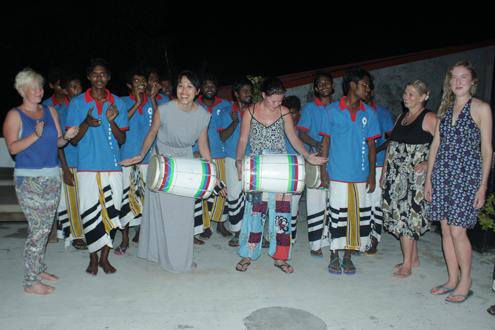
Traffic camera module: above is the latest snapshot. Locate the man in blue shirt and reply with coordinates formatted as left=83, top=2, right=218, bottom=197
left=296, top=72, right=335, bottom=257
left=66, top=58, right=128, bottom=275
left=364, top=79, right=394, bottom=256
left=320, top=69, right=380, bottom=275
left=218, top=77, right=253, bottom=247
left=196, top=74, right=232, bottom=239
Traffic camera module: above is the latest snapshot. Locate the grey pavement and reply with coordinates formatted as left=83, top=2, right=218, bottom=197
left=0, top=203, right=495, bottom=329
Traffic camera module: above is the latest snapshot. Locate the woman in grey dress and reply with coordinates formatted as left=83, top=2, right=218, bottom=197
left=121, top=70, right=219, bottom=272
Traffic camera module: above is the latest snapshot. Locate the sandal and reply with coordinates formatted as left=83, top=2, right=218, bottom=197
left=228, top=236, right=240, bottom=247
left=274, top=262, right=294, bottom=274
left=341, top=256, right=356, bottom=275
left=72, top=239, right=87, bottom=250
left=235, top=259, right=251, bottom=272
left=199, top=228, right=212, bottom=240
left=430, top=284, right=455, bottom=295
left=487, top=305, right=495, bottom=316
left=328, top=254, right=342, bottom=275
left=445, top=290, right=473, bottom=303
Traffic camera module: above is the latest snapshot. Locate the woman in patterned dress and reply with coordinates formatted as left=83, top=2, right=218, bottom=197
left=382, top=80, right=437, bottom=278
left=425, top=61, right=493, bottom=303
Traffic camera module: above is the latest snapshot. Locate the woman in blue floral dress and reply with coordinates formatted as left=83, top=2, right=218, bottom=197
left=425, top=61, right=493, bottom=303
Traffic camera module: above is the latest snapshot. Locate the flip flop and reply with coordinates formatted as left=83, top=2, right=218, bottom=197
left=445, top=290, right=474, bottom=303
left=274, top=262, right=294, bottom=274
left=328, top=256, right=342, bottom=275
left=430, top=284, right=455, bottom=295
left=487, top=305, right=495, bottom=316
left=228, top=236, right=239, bottom=247
left=235, top=259, right=251, bottom=272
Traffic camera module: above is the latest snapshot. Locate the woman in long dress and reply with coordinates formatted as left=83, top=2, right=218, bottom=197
left=121, top=70, right=223, bottom=272
left=381, top=80, right=437, bottom=278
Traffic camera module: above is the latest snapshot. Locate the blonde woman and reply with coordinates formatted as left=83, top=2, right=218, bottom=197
left=425, top=61, right=492, bottom=303
left=382, top=80, right=437, bottom=278
left=3, top=68, right=78, bottom=295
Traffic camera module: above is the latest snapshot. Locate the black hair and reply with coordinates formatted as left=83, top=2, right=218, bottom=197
left=282, top=95, right=301, bottom=111
left=313, top=72, right=333, bottom=90
left=261, top=77, right=286, bottom=96
left=124, top=66, right=147, bottom=84
left=177, top=70, right=201, bottom=90
left=201, top=73, right=218, bottom=87
left=46, top=67, right=65, bottom=84
left=60, top=72, right=81, bottom=89
left=86, top=58, right=111, bottom=76
left=232, top=77, right=253, bottom=94
left=342, top=68, right=370, bottom=96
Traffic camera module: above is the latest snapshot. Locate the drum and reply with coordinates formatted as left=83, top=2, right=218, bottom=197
left=242, top=154, right=305, bottom=193
left=305, top=163, right=321, bottom=189
left=146, top=155, right=217, bottom=199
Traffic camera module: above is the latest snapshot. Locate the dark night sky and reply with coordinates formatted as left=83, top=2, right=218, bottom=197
left=1, top=4, right=494, bottom=126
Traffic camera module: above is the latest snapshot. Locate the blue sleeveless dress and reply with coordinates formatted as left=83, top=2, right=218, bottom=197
left=431, top=99, right=482, bottom=228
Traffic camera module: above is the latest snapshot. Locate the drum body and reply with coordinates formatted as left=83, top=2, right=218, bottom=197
left=305, top=163, right=322, bottom=189
left=147, top=155, right=217, bottom=199
left=242, top=154, right=305, bottom=193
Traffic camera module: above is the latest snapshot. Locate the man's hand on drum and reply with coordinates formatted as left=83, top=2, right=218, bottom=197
left=306, top=153, right=327, bottom=166
left=120, top=154, right=143, bottom=167
left=215, top=180, right=227, bottom=197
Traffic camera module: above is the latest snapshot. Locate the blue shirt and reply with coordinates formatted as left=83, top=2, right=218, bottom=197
left=197, top=96, right=230, bottom=159
left=66, top=89, right=129, bottom=172
left=296, top=98, right=331, bottom=153
left=15, top=106, right=59, bottom=170
left=120, top=94, right=156, bottom=164
left=218, top=103, right=252, bottom=158
left=370, top=102, right=394, bottom=167
left=320, top=97, right=381, bottom=183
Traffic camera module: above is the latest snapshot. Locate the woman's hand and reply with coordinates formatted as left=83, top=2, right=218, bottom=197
left=120, top=155, right=144, bottom=166
left=235, top=159, right=242, bottom=181
left=424, top=179, right=432, bottom=202
left=34, top=120, right=44, bottom=138
left=414, top=161, right=428, bottom=173
left=306, top=153, right=327, bottom=166
left=473, top=185, right=487, bottom=209
left=379, top=168, right=386, bottom=189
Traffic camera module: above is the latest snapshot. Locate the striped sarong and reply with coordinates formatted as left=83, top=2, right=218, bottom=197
left=306, top=188, right=330, bottom=250
left=77, top=171, right=123, bottom=253
left=225, top=158, right=245, bottom=233
left=57, top=168, right=84, bottom=246
left=369, top=167, right=383, bottom=242
left=120, top=165, right=147, bottom=227
left=328, top=181, right=372, bottom=252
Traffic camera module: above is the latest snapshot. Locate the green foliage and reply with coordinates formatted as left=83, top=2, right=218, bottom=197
left=247, top=76, right=264, bottom=103
left=479, top=194, right=495, bottom=233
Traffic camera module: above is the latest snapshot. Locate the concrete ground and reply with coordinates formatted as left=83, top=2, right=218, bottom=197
left=1, top=199, right=495, bottom=330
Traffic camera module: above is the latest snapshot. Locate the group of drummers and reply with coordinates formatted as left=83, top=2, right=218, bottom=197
left=40, top=59, right=393, bottom=276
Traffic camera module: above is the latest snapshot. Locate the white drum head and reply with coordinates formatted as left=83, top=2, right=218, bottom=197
left=146, top=155, right=162, bottom=191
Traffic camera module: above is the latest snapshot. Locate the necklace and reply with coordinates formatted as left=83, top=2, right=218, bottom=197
left=401, top=108, right=424, bottom=125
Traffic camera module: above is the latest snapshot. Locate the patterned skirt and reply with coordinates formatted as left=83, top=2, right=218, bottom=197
left=382, top=141, right=430, bottom=240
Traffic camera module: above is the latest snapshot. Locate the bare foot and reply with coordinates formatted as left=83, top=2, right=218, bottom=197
left=194, top=237, right=205, bottom=245
left=98, top=259, right=117, bottom=274
left=394, top=260, right=419, bottom=269
left=392, top=265, right=412, bottom=278
left=24, top=282, right=55, bottom=295
left=40, top=272, right=58, bottom=281
left=86, top=254, right=99, bottom=276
